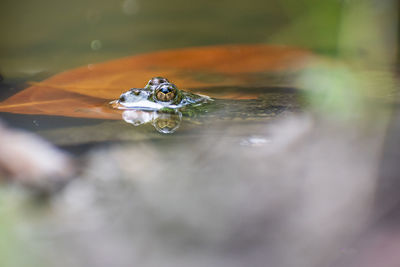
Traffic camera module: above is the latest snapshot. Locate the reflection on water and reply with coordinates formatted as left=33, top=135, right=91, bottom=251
left=0, top=86, right=303, bottom=148
left=122, top=109, right=182, bottom=134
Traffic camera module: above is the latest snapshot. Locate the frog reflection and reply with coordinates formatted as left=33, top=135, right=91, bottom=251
left=111, top=77, right=211, bottom=133
left=122, top=110, right=182, bottom=134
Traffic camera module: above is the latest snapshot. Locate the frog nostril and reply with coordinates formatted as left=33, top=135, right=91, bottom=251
left=119, top=95, right=126, bottom=102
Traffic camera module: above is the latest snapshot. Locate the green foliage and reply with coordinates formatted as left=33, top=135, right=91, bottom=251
left=297, top=62, right=365, bottom=118
left=0, top=189, right=43, bottom=267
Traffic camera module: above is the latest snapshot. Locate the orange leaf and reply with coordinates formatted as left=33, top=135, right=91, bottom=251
left=0, top=44, right=313, bottom=119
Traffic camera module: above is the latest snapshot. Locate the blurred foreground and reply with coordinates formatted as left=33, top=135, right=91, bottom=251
left=1, top=103, right=400, bottom=267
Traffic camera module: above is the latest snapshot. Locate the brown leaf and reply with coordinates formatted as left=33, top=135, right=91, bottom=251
left=0, top=44, right=313, bottom=119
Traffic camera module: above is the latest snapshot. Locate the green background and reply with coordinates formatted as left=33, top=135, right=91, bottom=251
left=0, top=0, right=347, bottom=78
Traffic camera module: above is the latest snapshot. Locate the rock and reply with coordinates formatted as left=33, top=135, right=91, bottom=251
left=0, top=120, right=75, bottom=189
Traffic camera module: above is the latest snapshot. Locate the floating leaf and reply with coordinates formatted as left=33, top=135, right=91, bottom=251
left=0, top=45, right=313, bottom=119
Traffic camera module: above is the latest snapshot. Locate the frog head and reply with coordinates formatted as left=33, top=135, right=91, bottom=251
left=112, top=77, right=210, bottom=110
left=116, top=87, right=162, bottom=110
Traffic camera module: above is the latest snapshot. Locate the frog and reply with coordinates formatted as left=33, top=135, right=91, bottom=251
left=111, top=77, right=211, bottom=111
left=110, top=77, right=301, bottom=134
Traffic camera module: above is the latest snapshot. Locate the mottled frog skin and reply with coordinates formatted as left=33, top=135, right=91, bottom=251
left=111, top=77, right=211, bottom=111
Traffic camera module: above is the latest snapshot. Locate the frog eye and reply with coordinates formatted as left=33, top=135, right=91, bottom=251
left=154, top=83, right=177, bottom=102
left=119, top=95, right=126, bottom=102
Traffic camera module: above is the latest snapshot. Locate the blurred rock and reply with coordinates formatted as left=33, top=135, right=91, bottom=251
left=0, top=120, right=75, bottom=189
left=39, top=113, right=386, bottom=267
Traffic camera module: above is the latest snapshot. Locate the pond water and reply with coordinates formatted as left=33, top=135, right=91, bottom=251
left=2, top=1, right=399, bottom=267
left=0, top=0, right=344, bottom=152
left=0, top=83, right=303, bottom=154
left=0, top=0, right=337, bottom=139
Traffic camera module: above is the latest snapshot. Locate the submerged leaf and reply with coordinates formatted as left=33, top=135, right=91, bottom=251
left=0, top=45, right=313, bottom=119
